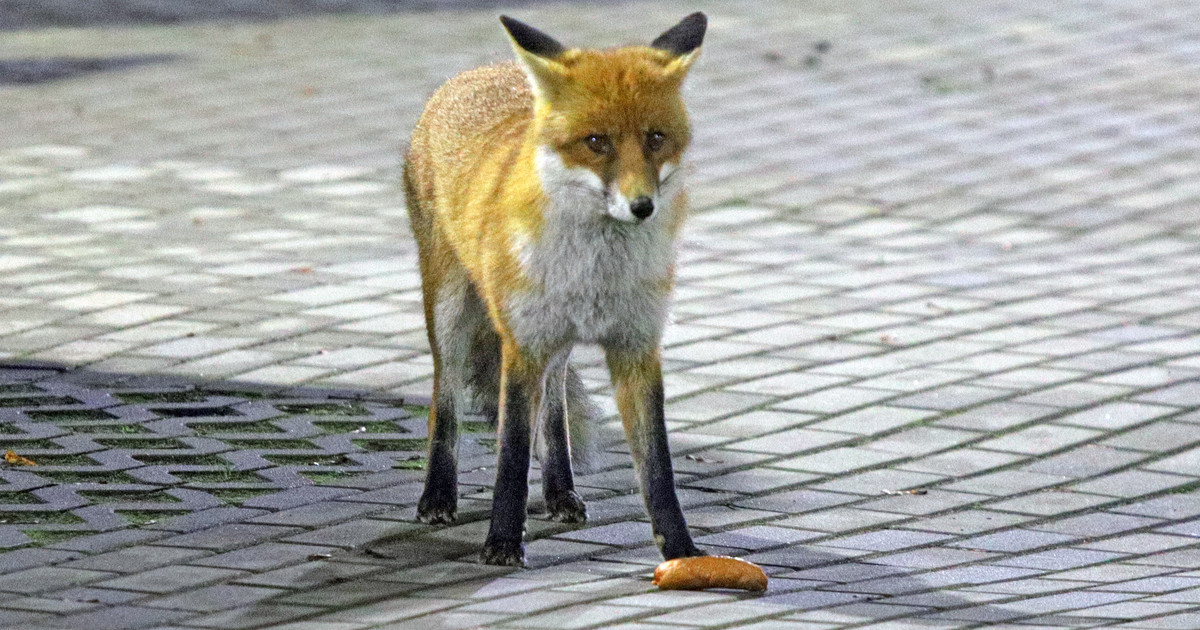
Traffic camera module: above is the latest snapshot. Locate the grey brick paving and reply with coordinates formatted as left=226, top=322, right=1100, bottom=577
left=2, top=0, right=1200, bottom=628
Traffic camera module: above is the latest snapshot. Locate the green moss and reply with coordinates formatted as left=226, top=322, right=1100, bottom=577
left=65, top=424, right=150, bottom=434
left=26, top=454, right=98, bottom=466
left=189, top=420, right=281, bottom=435
left=301, top=470, right=369, bottom=484
left=461, top=421, right=492, bottom=434
left=312, top=420, right=404, bottom=434
left=263, top=453, right=353, bottom=466
left=32, top=471, right=138, bottom=484
left=202, top=389, right=271, bottom=400
left=0, top=491, right=43, bottom=505
left=223, top=439, right=316, bottom=449
left=117, top=510, right=174, bottom=526
left=25, top=408, right=116, bottom=421
left=22, top=529, right=85, bottom=547
left=151, top=406, right=239, bottom=418
left=476, top=438, right=498, bottom=454
left=135, top=453, right=228, bottom=465
left=208, top=488, right=276, bottom=505
left=174, top=470, right=263, bottom=484
left=276, top=402, right=370, bottom=416
left=0, top=423, right=25, bottom=435
left=0, top=510, right=84, bottom=525
left=118, top=391, right=208, bottom=404
left=3, top=439, right=60, bottom=450
left=93, top=438, right=187, bottom=450
left=352, top=439, right=425, bottom=452
left=77, top=489, right=180, bottom=504
left=394, top=457, right=425, bottom=470
left=0, top=383, right=42, bottom=395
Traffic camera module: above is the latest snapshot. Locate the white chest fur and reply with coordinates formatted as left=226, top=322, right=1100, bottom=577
left=503, top=148, right=683, bottom=355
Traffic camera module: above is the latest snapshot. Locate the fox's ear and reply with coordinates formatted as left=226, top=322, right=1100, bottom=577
left=500, top=15, right=569, bottom=100
left=652, top=12, right=706, bottom=79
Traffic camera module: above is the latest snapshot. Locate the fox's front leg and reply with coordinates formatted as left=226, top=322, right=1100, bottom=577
left=481, top=341, right=541, bottom=566
left=606, top=348, right=700, bottom=560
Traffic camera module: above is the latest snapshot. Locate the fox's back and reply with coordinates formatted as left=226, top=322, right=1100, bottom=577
left=407, top=61, right=532, bottom=208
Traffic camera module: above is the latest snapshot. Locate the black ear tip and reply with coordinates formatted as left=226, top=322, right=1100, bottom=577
left=499, top=14, right=566, bottom=58
left=652, top=11, right=708, bottom=56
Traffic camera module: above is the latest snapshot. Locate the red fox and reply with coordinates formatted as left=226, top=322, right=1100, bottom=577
left=404, top=12, right=707, bottom=566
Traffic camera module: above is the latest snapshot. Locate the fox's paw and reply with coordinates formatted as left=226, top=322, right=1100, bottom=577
left=661, top=540, right=705, bottom=561
left=417, top=488, right=457, bottom=524
left=545, top=490, right=587, bottom=523
left=480, top=538, right=526, bottom=567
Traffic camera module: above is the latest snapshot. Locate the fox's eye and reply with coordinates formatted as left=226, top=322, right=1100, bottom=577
left=646, top=131, right=667, bottom=152
left=584, top=134, right=613, bottom=155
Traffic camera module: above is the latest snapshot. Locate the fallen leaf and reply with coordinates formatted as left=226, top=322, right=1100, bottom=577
left=882, top=488, right=927, bottom=496
left=291, top=266, right=314, bottom=274
left=686, top=454, right=724, bottom=464
left=4, top=450, right=36, bottom=466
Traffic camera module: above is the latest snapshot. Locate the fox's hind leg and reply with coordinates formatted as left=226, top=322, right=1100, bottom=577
left=539, top=350, right=587, bottom=523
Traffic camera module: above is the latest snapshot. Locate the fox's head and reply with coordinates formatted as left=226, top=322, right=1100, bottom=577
left=501, top=13, right=706, bottom=224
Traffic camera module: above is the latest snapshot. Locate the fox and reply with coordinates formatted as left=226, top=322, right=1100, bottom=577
left=404, top=12, right=707, bottom=566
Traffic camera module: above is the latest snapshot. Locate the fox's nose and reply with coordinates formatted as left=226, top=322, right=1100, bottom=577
left=630, top=196, right=654, bottom=220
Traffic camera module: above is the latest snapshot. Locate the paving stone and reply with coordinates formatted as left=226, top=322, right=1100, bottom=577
left=0, top=566, right=115, bottom=595
left=97, top=565, right=249, bottom=594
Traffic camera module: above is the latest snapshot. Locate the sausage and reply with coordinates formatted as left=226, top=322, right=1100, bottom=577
left=653, top=555, right=768, bottom=591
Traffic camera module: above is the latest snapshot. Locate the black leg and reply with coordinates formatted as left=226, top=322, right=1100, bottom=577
left=607, top=349, right=700, bottom=560
left=481, top=348, right=536, bottom=566
left=417, top=391, right=458, bottom=523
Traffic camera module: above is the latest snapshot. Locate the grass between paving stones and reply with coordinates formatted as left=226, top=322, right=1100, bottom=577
left=150, top=406, right=240, bottom=418
left=117, top=510, right=175, bottom=526
left=3, top=438, right=61, bottom=450
left=134, top=453, right=228, bottom=465
left=312, top=419, right=406, bottom=434
left=22, top=529, right=86, bottom=546
left=276, top=402, right=370, bottom=416
left=25, top=453, right=98, bottom=466
left=0, top=396, right=82, bottom=408
left=262, top=453, right=354, bottom=466
left=188, top=420, right=282, bottom=435
left=0, top=383, right=42, bottom=395
left=207, top=488, right=277, bottom=505
left=0, top=491, right=45, bottom=504
left=174, top=469, right=264, bottom=483
left=25, top=408, right=117, bottom=421
left=395, top=456, right=425, bottom=470
left=64, top=424, right=150, bottom=434
left=352, top=439, right=425, bottom=452
left=202, top=389, right=271, bottom=399
left=93, top=437, right=188, bottom=449
left=0, top=511, right=85, bottom=525
left=301, top=470, right=369, bottom=484
left=77, top=489, right=181, bottom=504
left=223, top=438, right=317, bottom=449
left=0, top=423, right=25, bottom=434
left=117, top=391, right=210, bottom=404
left=32, top=471, right=138, bottom=484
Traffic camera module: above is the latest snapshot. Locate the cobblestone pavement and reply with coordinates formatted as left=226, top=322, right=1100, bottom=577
left=2, top=0, right=1200, bottom=628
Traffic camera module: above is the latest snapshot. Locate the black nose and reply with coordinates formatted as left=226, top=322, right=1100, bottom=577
left=630, top=196, right=654, bottom=219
